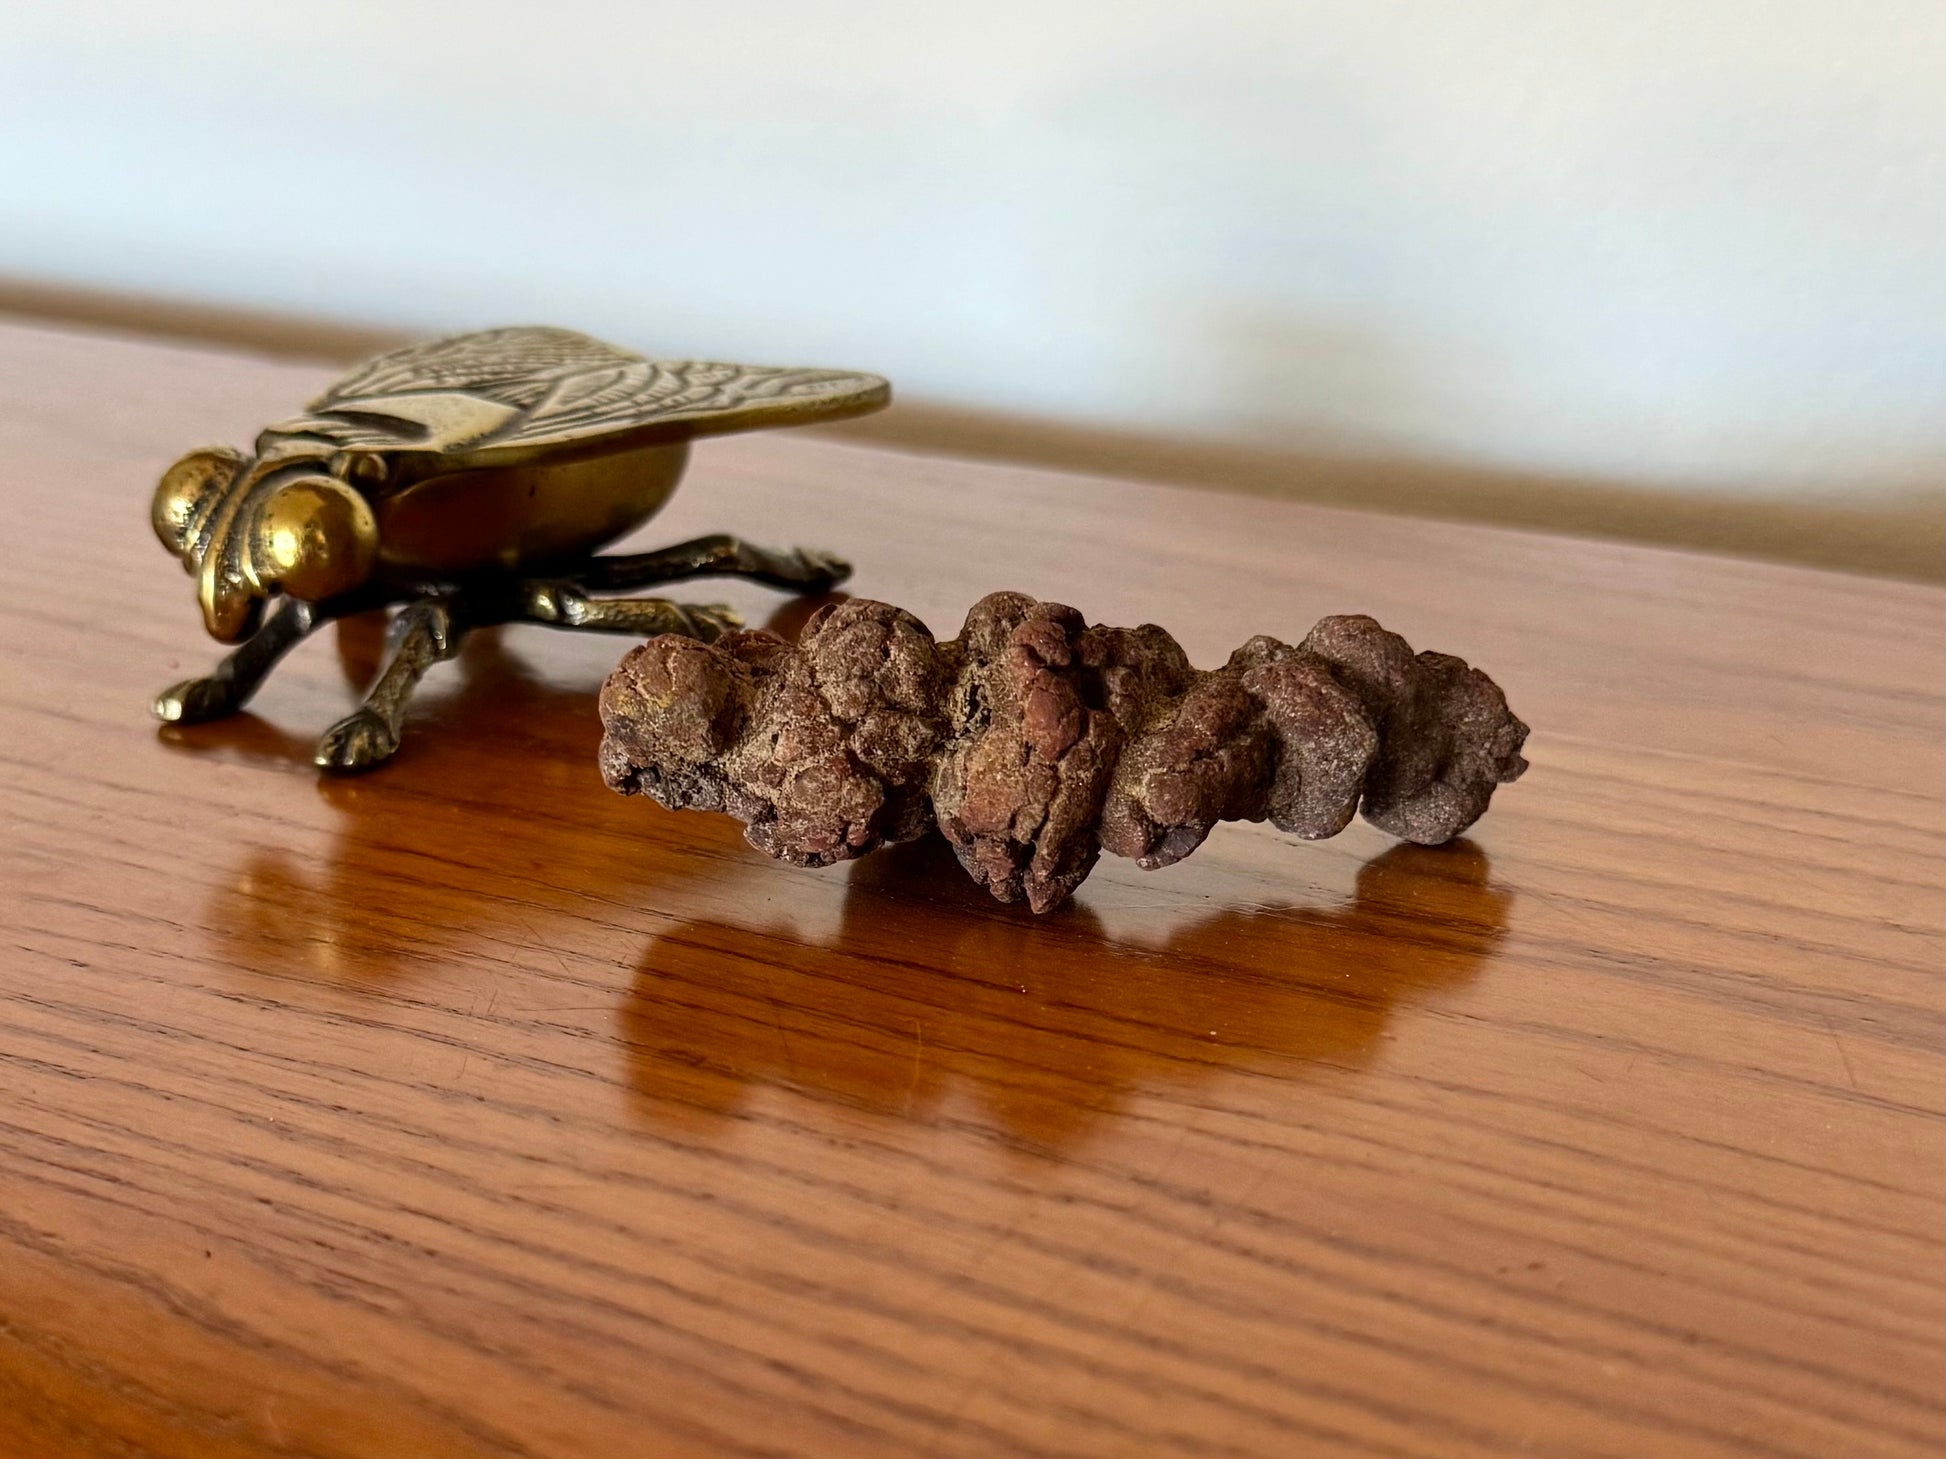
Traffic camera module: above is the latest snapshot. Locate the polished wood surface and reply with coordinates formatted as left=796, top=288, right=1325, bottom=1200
left=2, top=320, right=1941, bottom=1459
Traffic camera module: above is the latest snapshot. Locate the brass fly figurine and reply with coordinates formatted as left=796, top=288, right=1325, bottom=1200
left=151, top=326, right=888, bottom=770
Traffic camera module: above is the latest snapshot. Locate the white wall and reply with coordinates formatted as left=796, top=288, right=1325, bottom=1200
left=2, top=1, right=1939, bottom=500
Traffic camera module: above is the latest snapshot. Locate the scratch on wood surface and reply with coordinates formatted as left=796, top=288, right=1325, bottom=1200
left=1822, top=1013, right=1864, bottom=1094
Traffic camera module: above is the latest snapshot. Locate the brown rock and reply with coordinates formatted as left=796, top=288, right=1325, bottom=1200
left=599, top=594, right=1529, bottom=910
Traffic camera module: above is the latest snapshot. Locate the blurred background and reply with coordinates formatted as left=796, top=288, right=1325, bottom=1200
left=2, top=0, right=1939, bottom=576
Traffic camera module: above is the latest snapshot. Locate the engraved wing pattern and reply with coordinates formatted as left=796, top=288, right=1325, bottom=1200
left=264, top=327, right=889, bottom=458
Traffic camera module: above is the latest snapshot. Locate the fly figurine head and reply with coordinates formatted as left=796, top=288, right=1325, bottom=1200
left=152, top=444, right=380, bottom=642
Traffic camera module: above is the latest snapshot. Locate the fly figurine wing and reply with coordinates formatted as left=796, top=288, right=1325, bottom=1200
left=256, top=327, right=890, bottom=463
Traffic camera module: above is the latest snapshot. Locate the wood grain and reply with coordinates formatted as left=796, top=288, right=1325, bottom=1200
left=1, top=318, right=1940, bottom=1459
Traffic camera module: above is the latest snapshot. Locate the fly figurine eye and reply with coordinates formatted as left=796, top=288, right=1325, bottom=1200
left=244, top=475, right=379, bottom=604
left=151, top=445, right=245, bottom=561
left=150, top=326, right=889, bottom=771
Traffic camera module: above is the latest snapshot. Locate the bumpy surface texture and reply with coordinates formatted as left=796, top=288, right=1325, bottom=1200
left=599, top=593, right=1529, bottom=911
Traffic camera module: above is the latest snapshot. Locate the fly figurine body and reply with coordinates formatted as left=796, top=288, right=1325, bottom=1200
left=151, top=326, right=888, bottom=770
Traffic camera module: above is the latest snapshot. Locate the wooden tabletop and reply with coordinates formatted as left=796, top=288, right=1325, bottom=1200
left=2, top=320, right=1940, bottom=1459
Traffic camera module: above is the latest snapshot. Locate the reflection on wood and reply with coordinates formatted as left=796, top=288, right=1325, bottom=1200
left=626, top=838, right=1509, bottom=1153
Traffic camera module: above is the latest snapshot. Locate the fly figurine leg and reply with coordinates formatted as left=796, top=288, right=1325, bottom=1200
left=155, top=596, right=348, bottom=725
left=506, top=532, right=846, bottom=642
left=511, top=581, right=742, bottom=640
left=569, top=534, right=851, bottom=596
left=314, top=595, right=470, bottom=771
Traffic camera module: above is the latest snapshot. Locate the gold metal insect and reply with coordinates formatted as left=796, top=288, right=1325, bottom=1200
left=151, top=326, right=889, bottom=770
